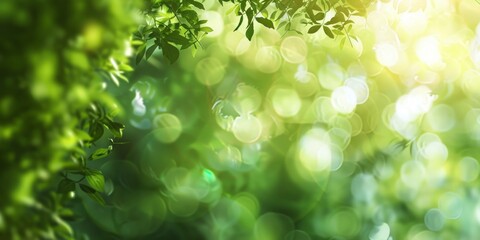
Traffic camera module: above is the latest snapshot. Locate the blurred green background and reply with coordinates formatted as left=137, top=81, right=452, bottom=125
left=2, top=0, right=480, bottom=239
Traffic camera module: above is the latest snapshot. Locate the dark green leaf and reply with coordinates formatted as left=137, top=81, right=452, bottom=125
left=146, top=44, right=157, bottom=60
left=306, top=8, right=316, bottom=22
left=308, top=25, right=321, bottom=34
left=136, top=44, right=146, bottom=65
left=234, top=15, right=244, bottom=31
left=181, top=10, right=198, bottom=22
left=190, top=1, right=204, bottom=9
left=161, top=42, right=180, bottom=63
left=103, top=119, right=125, bottom=138
left=80, top=184, right=105, bottom=205
left=314, top=12, right=325, bottom=21
left=255, top=17, right=274, bottom=29
left=323, top=26, right=334, bottom=38
left=181, top=42, right=194, bottom=50
left=246, top=8, right=254, bottom=26
left=57, top=179, right=75, bottom=193
left=329, top=11, right=345, bottom=24
left=240, top=1, right=246, bottom=11
left=85, top=169, right=105, bottom=192
left=246, top=24, right=254, bottom=41
left=89, top=122, right=104, bottom=142
left=79, top=184, right=95, bottom=193
left=166, top=32, right=189, bottom=45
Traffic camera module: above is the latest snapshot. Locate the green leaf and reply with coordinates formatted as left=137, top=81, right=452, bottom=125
left=161, top=42, right=180, bottom=63
left=225, top=4, right=238, bottom=15
left=312, top=3, right=322, bottom=11
left=135, top=44, right=146, bottom=65
left=277, top=21, right=287, bottom=29
left=344, top=19, right=354, bottom=25
left=57, top=179, right=75, bottom=193
left=200, top=27, right=214, bottom=33
left=79, top=183, right=95, bottom=193
left=75, top=130, right=92, bottom=141
left=347, top=0, right=367, bottom=15
left=323, top=26, right=334, bottom=38
left=89, top=122, right=104, bottom=142
left=240, top=0, right=246, bottom=11
left=190, top=1, right=205, bottom=9
left=246, top=24, right=254, bottom=41
left=246, top=8, right=254, bottom=26
left=234, top=15, right=244, bottom=31
left=145, top=44, right=157, bottom=60
left=89, top=147, right=111, bottom=160
left=52, top=214, right=74, bottom=239
left=255, top=17, right=274, bottom=29
left=314, top=12, right=325, bottom=21
left=306, top=8, right=316, bottom=22
left=275, top=10, right=287, bottom=21
left=85, top=169, right=105, bottom=192
left=103, top=120, right=125, bottom=138
left=332, top=29, right=343, bottom=35
left=308, top=25, right=321, bottom=34
left=259, top=0, right=273, bottom=12
left=340, top=37, right=346, bottom=49
left=119, top=63, right=133, bottom=72
left=80, top=184, right=105, bottom=206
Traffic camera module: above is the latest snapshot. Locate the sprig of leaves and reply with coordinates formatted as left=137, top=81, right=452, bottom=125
left=58, top=103, right=125, bottom=205
left=223, top=0, right=373, bottom=47
left=134, top=0, right=213, bottom=64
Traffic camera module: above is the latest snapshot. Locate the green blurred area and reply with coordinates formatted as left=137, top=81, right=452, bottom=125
left=3, top=0, right=480, bottom=239
left=0, top=0, right=140, bottom=238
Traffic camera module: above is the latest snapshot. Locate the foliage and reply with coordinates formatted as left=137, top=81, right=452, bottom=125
left=75, top=0, right=480, bottom=239
left=0, top=0, right=400, bottom=239
left=12, top=0, right=480, bottom=239
left=0, top=0, right=138, bottom=238
left=134, top=0, right=214, bottom=63
left=221, top=0, right=374, bottom=44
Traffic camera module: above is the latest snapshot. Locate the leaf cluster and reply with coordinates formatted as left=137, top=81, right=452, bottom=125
left=220, top=0, right=374, bottom=47
left=134, top=0, right=213, bottom=64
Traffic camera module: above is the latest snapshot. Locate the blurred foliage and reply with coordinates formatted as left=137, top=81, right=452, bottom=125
left=73, top=0, right=480, bottom=239
left=0, top=0, right=373, bottom=238
left=6, top=0, right=480, bottom=240
left=0, top=0, right=139, bottom=238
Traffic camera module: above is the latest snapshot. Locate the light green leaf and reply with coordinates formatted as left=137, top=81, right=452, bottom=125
left=89, top=147, right=111, bottom=160
left=85, top=169, right=105, bottom=192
